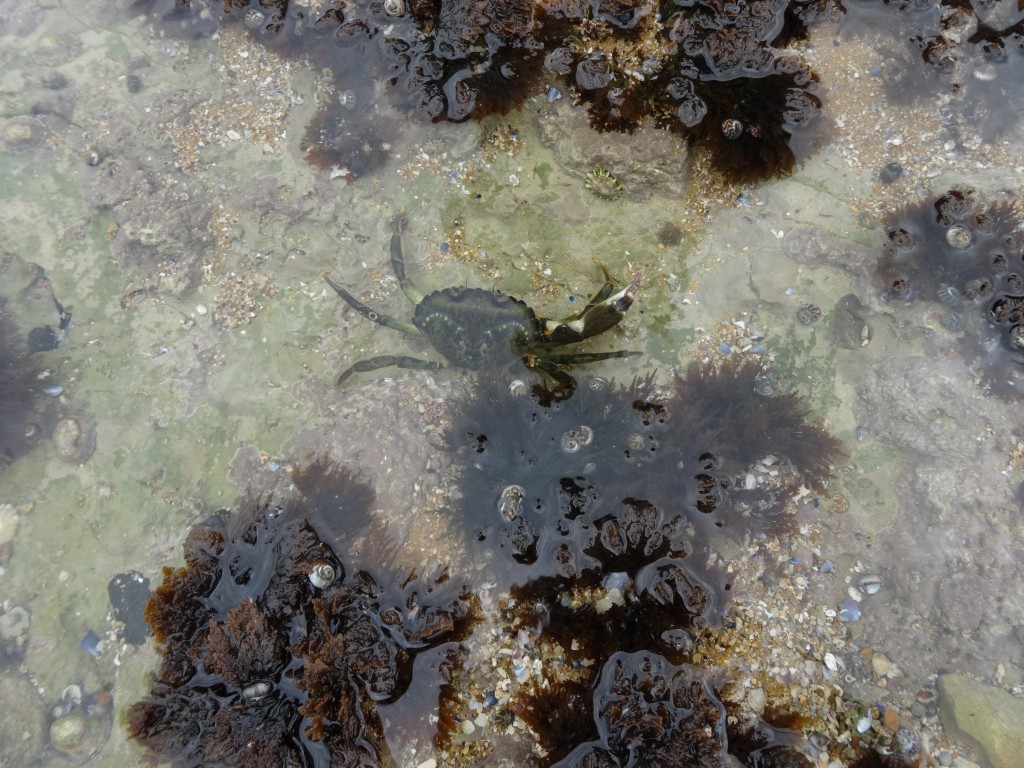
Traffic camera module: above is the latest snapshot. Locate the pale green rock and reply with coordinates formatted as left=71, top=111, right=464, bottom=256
left=0, top=671, right=46, bottom=767
left=938, top=674, right=1024, bottom=768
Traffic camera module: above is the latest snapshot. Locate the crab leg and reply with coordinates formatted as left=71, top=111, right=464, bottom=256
left=321, top=272, right=422, bottom=338
left=336, top=355, right=444, bottom=386
left=534, top=350, right=640, bottom=365
left=390, top=210, right=425, bottom=305
left=523, top=349, right=639, bottom=390
left=542, top=272, right=642, bottom=345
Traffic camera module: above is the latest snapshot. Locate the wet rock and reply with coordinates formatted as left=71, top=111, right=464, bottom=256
left=0, top=670, right=46, bottom=767
left=938, top=674, right=1024, bottom=768
left=833, top=294, right=873, bottom=350
left=782, top=227, right=877, bottom=274
left=108, top=183, right=213, bottom=276
left=84, top=157, right=153, bottom=209
left=537, top=105, right=690, bottom=201
left=0, top=606, right=31, bottom=666
left=852, top=355, right=986, bottom=458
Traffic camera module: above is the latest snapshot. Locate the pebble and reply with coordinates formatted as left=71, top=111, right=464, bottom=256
left=883, top=707, right=900, bottom=732
left=858, top=572, right=883, bottom=595
left=872, top=653, right=893, bottom=678
left=879, top=162, right=904, bottom=184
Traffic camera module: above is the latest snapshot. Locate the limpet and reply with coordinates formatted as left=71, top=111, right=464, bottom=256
left=52, top=412, right=97, bottom=464
left=945, top=224, right=972, bottom=249
left=498, top=485, right=525, bottom=522
left=584, top=167, right=624, bottom=200
left=1, top=116, right=46, bottom=155
left=49, top=690, right=112, bottom=762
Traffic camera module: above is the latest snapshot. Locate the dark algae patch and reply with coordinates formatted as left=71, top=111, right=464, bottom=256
left=125, top=365, right=928, bottom=766
left=127, top=460, right=476, bottom=767
left=134, top=0, right=830, bottom=182
left=447, top=360, right=842, bottom=589
left=533, top=651, right=812, bottom=768
left=440, top=361, right=846, bottom=766
left=876, top=187, right=1024, bottom=397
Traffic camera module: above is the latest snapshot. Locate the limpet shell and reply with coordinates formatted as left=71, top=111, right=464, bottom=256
left=1, top=116, right=46, bottom=155
left=52, top=412, right=97, bottom=464
left=48, top=699, right=111, bottom=763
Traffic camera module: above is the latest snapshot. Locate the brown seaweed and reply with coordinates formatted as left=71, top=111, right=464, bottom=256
left=128, top=463, right=476, bottom=767
left=133, top=0, right=830, bottom=182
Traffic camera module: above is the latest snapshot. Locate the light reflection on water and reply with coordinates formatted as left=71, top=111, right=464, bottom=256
left=0, top=1, right=1023, bottom=766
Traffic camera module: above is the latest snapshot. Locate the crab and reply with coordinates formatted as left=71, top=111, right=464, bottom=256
left=322, top=212, right=642, bottom=390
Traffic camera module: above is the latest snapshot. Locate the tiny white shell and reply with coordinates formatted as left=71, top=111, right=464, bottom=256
left=824, top=652, right=839, bottom=672
left=241, top=681, right=272, bottom=701
left=858, top=572, right=883, bottom=595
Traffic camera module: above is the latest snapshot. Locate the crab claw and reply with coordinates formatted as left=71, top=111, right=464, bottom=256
left=543, top=272, right=642, bottom=344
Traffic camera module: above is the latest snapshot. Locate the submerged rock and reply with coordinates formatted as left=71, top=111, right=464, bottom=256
left=938, top=674, right=1024, bottom=768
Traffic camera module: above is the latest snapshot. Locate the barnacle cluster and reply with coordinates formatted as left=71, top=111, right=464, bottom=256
left=443, top=360, right=843, bottom=764
left=876, top=188, right=1024, bottom=397
left=135, top=0, right=830, bottom=181
left=127, top=460, right=476, bottom=767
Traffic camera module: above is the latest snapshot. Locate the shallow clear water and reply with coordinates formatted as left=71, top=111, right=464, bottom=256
left=1, top=1, right=1023, bottom=767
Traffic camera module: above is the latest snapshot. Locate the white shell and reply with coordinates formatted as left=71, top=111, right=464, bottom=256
left=309, top=563, right=336, bottom=589
left=858, top=572, right=883, bottom=595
